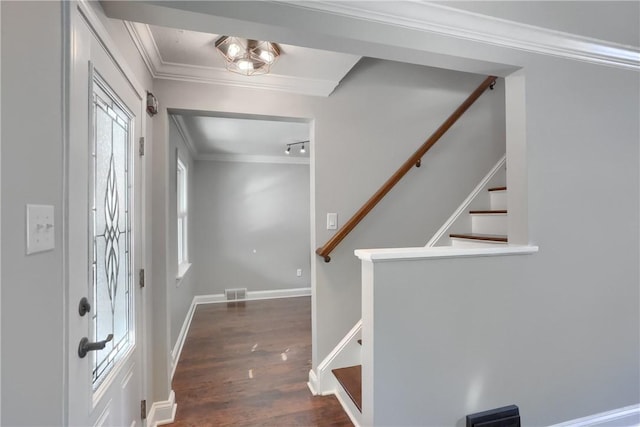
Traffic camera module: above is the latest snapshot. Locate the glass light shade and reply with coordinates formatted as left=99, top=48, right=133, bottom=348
left=215, top=36, right=281, bottom=76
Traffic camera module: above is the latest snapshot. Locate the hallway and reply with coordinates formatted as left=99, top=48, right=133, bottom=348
left=170, top=297, right=353, bottom=426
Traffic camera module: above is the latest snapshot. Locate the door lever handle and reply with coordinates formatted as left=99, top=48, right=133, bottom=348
left=78, top=334, right=113, bottom=358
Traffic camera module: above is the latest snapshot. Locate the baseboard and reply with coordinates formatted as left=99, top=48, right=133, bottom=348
left=307, top=369, right=319, bottom=395
left=147, top=390, right=176, bottom=427
left=334, top=387, right=362, bottom=427
left=194, top=287, right=311, bottom=305
left=170, top=299, right=198, bottom=380
left=315, top=319, right=362, bottom=394
left=549, top=404, right=640, bottom=427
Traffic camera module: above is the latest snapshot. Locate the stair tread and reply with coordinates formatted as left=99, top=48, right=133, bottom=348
left=450, top=233, right=508, bottom=242
left=332, top=365, right=362, bottom=412
left=469, top=210, right=507, bottom=214
left=488, top=186, right=507, bottom=192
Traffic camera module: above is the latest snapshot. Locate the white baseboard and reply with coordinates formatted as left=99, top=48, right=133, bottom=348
left=549, top=404, right=640, bottom=427
left=334, top=385, right=362, bottom=427
left=170, top=298, right=198, bottom=380
left=315, top=319, right=362, bottom=394
left=147, top=390, right=176, bottom=427
left=194, top=287, right=311, bottom=305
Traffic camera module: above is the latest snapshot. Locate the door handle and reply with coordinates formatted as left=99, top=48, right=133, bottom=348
left=78, top=334, right=113, bottom=358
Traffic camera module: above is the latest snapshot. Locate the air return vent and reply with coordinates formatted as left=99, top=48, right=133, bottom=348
left=225, top=288, right=247, bottom=301
left=466, top=405, right=520, bottom=427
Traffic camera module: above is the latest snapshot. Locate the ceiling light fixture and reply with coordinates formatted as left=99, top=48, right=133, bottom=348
left=285, top=140, right=309, bottom=155
left=215, top=36, right=281, bottom=76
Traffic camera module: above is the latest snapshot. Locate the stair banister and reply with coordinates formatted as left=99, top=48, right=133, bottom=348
left=316, top=75, right=498, bottom=262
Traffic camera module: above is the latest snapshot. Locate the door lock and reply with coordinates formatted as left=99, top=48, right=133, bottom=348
left=78, top=334, right=113, bottom=358
left=78, top=297, right=91, bottom=316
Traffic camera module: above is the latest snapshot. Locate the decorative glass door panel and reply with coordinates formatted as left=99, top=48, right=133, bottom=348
left=91, top=74, right=133, bottom=388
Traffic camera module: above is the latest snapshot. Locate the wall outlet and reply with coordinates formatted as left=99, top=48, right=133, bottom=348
left=296, top=269, right=302, bottom=277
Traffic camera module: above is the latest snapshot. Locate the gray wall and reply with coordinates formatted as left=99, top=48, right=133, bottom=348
left=1, top=1, right=157, bottom=423
left=1, top=2, right=64, bottom=424
left=168, top=120, right=196, bottom=350
left=154, top=58, right=506, bottom=370
left=193, top=160, right=311, bottom=295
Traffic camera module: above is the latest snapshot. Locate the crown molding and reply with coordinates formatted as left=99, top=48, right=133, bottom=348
left=198, top=153, right=310, bottom=165
left=124, top=21, right=345, bottom=96
left=170, top=115, right=199, bottom=158
left=280, top=0, right=639, bottom=71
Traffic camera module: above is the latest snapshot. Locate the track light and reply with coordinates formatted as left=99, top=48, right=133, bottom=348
left=284, top=140, right=309, bottom=155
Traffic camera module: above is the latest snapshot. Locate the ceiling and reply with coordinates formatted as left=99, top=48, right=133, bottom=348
left=119, top=2, right=637, bottom=163
left=127, top=22, right=362, bottom=97
left=171, top=113, right=311, bottom=163
left=127, top=23, right=357, bottom=162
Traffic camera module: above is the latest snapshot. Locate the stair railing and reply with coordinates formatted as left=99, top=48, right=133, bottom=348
left=316, top=75, right=498, bottom=262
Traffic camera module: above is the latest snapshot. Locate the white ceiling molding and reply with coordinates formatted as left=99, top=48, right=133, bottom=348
left=125, top=21, right=348, bottom=96
left=281, top=1, right=639, bottom=71
left=198, top=153, right=310, bottom=165
left=170, top=115, right=199, bottom=158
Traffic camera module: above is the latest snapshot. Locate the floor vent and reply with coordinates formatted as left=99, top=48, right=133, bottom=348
left=225, top=288, right=247, bottom=301
left=467, top=405, right=520, bottom=427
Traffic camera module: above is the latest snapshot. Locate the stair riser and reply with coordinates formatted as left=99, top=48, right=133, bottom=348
left=471, top=214, right=507, bottom=235
left=451, top=238, right=508, bottom=247
left=490, top=191, right=507, bottom=210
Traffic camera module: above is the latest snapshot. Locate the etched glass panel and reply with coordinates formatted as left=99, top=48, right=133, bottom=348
left=91, top=75, right=133, bottom=388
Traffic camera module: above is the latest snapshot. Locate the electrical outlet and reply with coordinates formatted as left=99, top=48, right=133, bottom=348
left=296, top=269, right=302, bottom=277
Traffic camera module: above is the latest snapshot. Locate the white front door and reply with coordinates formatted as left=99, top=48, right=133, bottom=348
left=67, top=3, right=145, bottom=426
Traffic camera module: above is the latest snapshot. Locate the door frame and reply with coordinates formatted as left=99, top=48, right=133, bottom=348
left=63, top=1, right=148, bottom=424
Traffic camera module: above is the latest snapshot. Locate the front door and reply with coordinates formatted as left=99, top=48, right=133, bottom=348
left=67, top=3, right=145, bottom=426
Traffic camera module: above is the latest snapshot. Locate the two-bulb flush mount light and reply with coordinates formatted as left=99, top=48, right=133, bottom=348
left=285, top=141, right=308, bottom=155
left=215, top=36, right=281, bottom=76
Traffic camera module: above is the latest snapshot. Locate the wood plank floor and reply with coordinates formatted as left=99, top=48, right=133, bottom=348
left=170, top=297, right=353, bottom=426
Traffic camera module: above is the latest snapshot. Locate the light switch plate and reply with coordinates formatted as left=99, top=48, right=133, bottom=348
left=327, top=213, right=338, bottom=230
left=26, top=204, right=55, bottom=254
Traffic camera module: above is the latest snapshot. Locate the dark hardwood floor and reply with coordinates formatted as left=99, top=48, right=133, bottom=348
left=170, top=297, right=353, bottom=426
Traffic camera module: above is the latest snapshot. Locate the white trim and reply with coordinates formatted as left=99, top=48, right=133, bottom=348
left=147, top=390, right=177, bottom=427
left=285, top=1, right=639, bottom=71
left=355, top=245, right=538, bottom=262
left=76, top=1, right=144, bottom=98
left=426, top=155, right=506, bottom=247
left=175, top=262, right=192, bottom=283
left=549, top=404, right=640, bottom=427
left=170, top=115, right=198, bottom=158
left=307, top=369, right=320, bottom=395
left=334, top=386, right=362, bottom=427
left=170, top=297, right=197, bottom=380
left=198, top=153, right=310, bottom=165
left=124, top=21, right=345, bottom=96
left=194, top=287, right=311, bottom=305
left=314, top=320, right=362, bottom=394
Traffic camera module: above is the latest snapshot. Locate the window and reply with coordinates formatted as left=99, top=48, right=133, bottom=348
left=91, top=74, right=134, bottom=388
left=177, top=156, right=189, bottom=278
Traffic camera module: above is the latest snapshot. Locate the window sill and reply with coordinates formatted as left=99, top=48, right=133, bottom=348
left=176, top=262, right=192, bottom=286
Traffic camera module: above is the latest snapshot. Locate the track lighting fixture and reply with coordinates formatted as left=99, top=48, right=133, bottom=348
left=285, top=140, right=309, bottom=155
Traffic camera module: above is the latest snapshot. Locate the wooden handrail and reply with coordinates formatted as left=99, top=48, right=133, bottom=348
left=316, top=75, right=498, bottom=262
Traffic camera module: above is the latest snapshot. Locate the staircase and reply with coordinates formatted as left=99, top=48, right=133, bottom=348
left=320, top=157, right=508, bottom=426
left=449, top=186, right=508, bottom=247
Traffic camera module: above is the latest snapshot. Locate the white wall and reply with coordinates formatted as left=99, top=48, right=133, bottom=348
left=193, top=160, right=311, bottom=295
left=168, top=119, right=196, bottom=349
left=1, top=2, right=64, bottom=424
